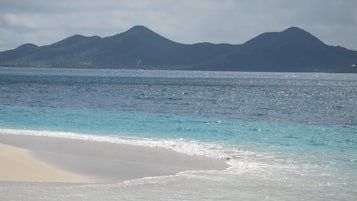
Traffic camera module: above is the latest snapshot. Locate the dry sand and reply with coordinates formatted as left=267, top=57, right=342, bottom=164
left=0, top=143, right=93, bottom=183
left=0, top=132, right=227, bottom=183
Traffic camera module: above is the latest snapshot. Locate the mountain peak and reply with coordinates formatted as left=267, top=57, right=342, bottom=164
left=16, top=43, right=38, bottom=50
left=128, top=25, right=151, bottom=32
left=124, top=25, right=156, bottom=36
left=243, top=26, right=325, bottom=48
left=108, top=25, right=177, bottom=45
left=284, top=26, right=306, bottom=33
left=282, top=26, right=318, bottom=39
left=282, top=26, right=325, bottom=46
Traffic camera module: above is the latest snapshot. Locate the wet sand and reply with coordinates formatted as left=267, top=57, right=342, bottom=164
left=0, top=132, right=227, bottom=183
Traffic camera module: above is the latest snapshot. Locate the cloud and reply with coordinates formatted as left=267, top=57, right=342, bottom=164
left=0, top=0, right=357, bottom=51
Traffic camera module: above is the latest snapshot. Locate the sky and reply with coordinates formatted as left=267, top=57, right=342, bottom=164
left=1, top=0, right=357, bottom=52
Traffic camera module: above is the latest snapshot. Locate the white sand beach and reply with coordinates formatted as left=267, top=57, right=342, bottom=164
left=0, top=143, right=93, bottom=183
left=0, top=132, right=227, bottom=183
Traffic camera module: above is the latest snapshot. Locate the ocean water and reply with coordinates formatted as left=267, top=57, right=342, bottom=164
left=0, top=67, right=356, bottom=200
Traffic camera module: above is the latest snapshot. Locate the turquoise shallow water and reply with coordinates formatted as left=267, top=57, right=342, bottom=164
left=0, top=67, right=356, bottom=200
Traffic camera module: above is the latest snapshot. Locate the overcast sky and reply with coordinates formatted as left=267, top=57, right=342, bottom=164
left=1, top=0, right=356, bottom=51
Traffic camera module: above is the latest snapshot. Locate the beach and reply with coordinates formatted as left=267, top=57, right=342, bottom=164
left=1, top=68, right=356, bottom=200
left=0, top=132, right=228, bottom=184
left=0, top=143, right=93, bottom=183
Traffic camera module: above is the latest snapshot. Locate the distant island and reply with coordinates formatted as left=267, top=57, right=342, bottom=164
left=0, top=25, right=356, bottom=73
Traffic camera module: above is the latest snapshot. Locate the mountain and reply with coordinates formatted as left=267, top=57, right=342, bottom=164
left=194, top=27, right=357, bottom=72
left=1, top=25, right=356, bottom=72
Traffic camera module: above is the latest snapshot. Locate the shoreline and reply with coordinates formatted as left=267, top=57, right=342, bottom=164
left=0, top=131, right=228, bottom=183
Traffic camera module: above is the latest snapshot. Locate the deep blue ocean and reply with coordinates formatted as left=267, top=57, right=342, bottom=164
left=0, top=67, right=356, bottom=201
